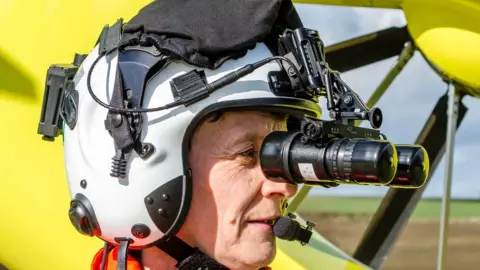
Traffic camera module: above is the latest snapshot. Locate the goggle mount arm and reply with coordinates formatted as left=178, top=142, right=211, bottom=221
left=277, top=28, right=383, bottom=129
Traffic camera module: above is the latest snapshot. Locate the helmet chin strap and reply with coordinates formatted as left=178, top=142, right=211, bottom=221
left=109, top=236, right=228, bottom=270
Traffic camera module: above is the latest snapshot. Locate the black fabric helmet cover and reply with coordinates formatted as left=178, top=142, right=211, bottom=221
left=120, top=0, right=303, bottom=69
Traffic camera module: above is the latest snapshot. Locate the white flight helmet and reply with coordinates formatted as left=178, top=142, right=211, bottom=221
left=64, top=38, right=322, bottom=249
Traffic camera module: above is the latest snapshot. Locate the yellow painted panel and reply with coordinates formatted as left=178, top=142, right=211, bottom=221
left=277, top=239, right=369, bottom=270
left=270, top=248, right=307, bottom=270
left=402, top=0, right=480, bottom=91
left=0, top=1, right=151, bottom=269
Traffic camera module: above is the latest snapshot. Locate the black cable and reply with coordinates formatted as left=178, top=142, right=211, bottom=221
left=86, top=50, right=304, bottom=113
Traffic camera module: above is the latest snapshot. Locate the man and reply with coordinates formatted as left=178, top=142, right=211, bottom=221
left=89, top=109, right=301, bottom=270
left=125, top=110, right=297, bottom=269
left=61, top=0, right=322, bottom=269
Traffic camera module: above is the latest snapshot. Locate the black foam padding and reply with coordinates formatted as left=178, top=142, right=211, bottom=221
left=273, top=217, right=296, bottom=240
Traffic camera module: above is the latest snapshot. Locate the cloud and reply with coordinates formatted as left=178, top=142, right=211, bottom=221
left=294, top=4, right=480, bottom=199
left=296, top=5, right=363, bottom=44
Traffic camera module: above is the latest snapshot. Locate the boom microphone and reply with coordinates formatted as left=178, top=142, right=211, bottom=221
left=273, top=213, right=315, bottom=245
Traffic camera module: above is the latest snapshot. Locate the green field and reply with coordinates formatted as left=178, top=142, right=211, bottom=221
left=297, top=196, right=480, bottom=219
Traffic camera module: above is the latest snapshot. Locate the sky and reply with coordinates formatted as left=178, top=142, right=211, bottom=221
left=293, top=4, right=480, bottom=199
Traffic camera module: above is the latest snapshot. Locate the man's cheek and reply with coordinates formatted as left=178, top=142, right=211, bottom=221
left=213, top=164, right=248, bottom=192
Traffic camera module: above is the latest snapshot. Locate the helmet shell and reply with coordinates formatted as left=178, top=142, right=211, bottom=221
left=64, top=42, right=321, bottom=247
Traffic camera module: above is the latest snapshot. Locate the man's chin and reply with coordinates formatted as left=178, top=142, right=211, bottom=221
left=243, top=240, right=277, bottom=268
left=220, top=241, right=277, bottom=270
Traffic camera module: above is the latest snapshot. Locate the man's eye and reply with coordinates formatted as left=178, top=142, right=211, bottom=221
left=238, top=149, right=258, bottom=164
left=239, top=149, right=255, bottom=157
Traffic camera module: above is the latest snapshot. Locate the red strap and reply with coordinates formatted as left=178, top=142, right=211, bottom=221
left=91, top=246, right=273, bottom=270
left=91, top=246, right=142, bottom=270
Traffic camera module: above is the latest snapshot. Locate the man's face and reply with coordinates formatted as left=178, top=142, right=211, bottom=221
left=181, top=110, right=298, bottom=269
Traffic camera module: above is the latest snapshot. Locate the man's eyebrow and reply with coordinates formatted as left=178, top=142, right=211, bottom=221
left=224, top=130, right=262, bottom=148
left=223, top=117, right=287, bottom=147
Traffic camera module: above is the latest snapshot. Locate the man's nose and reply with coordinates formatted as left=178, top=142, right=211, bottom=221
left=260, top=176, right=298, bottom=199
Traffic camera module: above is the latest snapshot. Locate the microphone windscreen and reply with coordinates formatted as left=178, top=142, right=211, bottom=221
left=273, top=217, right=296, bottom=240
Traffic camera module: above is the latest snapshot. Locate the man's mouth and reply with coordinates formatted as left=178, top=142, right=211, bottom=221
left=246, top=218, right=278, bottom=225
